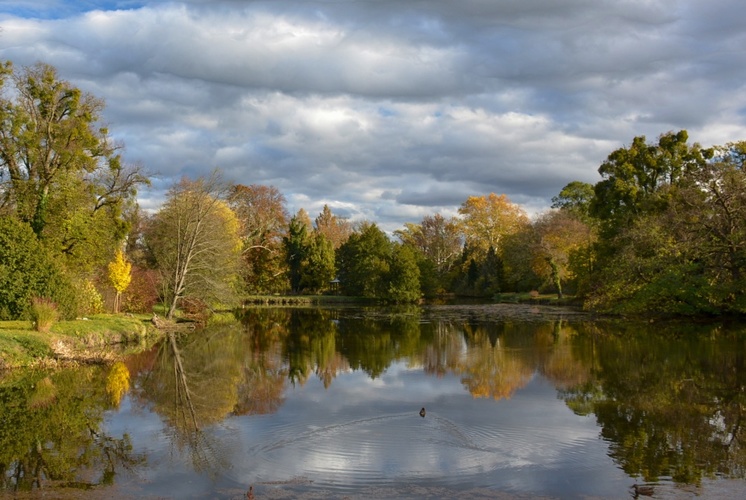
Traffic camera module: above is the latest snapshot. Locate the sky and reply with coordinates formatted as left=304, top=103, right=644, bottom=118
left=1, top=1, right=745, bottom=232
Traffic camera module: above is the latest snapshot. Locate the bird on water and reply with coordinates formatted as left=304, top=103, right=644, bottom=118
left=420, top=407, right=426, bottom=417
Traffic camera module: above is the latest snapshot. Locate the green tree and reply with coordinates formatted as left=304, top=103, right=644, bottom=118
left=283, top=211, right=311, bottom=294
left=0, top=61, right=147, bottom=276
left=336, top=222, right=391, bottom=298
left=0, top=217, right=77, bottom=320
left=146, top=173, right=242, bottom=319
left=384, top=244, right=421, bottom=303
left=590, top=130, right=707, bottom=238
left=551, top=181, right=595, bottom=221
left=302, top=231, right=336, bottom=293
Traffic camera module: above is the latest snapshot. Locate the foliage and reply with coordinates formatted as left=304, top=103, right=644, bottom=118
left=227, top=183, right=289, bottom=294
left=457, top=193, right=529, bottom=259
left=384, top=244, right=421, bottom=303
left=0, top=217, right=77, bottom=320
left=284, top=211, right=310, bottom=293
left=108, top=249, right=132, bottom=313
left=77, top=279, right=105, bottom=316
left=121, top=265, right=160, bottom=314
left=146, top=174, right=243, bottom=318
left=30, top=297, right=59, bottom=332
left=0, top=61, right=148, bottom=277
left=584, top=134, right=746, bottom=314
left=314, top=204, right=352, bottom=249
left=336, top=222, right=391, bottom=299
left=396, top=213, right=461, bottom=294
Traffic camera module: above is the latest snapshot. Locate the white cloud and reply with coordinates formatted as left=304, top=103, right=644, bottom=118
left=1, top=0, right=745, bottom=230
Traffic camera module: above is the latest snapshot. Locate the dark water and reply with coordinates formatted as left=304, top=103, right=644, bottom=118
left=2, top=304, right=746, bottom=499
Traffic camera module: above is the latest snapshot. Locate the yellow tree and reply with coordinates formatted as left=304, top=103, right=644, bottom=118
left=529, top=210, right=594, bottom=298
left=108, top=249, right=132, bottom=313
left=458, top=193, right=529, bottom=258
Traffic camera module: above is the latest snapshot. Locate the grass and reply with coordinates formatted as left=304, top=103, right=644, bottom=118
left=0, top=313, right=158, bottom=369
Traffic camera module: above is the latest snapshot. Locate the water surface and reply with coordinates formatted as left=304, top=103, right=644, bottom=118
left=2, top=304, right=745, bottom=499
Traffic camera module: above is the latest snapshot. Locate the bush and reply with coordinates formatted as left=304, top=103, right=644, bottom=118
left=122, top=266, right=160, bottom=313
left=0, top=217, right=78, bottom=320
left=31, top=297, right=59, bottom=332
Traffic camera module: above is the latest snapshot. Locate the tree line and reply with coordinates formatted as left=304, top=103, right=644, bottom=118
left=1, top=61, right=744, bottom=320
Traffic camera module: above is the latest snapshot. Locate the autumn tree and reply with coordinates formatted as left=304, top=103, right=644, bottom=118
left=314, top=204, right=352, bottom=249
left=396, top=213, right=462, bottom=295
left=227, top=184, right=288, bottom=293
left=457, top=193, right=529, bottom=259
left=529, top=210, right=594, bottom=298
left=146, top=174, right=242, bottom=319
left=108, top=249, right=132, bottom=313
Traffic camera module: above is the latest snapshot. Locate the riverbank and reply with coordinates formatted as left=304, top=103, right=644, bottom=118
left=0, top=314, right=160, bottom=369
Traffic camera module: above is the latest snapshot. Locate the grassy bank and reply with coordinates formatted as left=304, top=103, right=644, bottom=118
left=0, top=314, right=160, bottom=369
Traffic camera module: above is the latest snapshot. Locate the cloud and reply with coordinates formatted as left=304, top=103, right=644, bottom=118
left=1, top=0, right=745, bottom=232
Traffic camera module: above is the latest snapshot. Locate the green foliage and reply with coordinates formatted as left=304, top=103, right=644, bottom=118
left=301, top=232, right=336, bottom=293
left=384, top=244, right=421, bottom=303
left=0, top=62, right=147, bottom=278
left=77, top=279, right=105, bottom=316
left=336, top=223, right=391, bottom=299
left=0, top=217, right=77, bottom=320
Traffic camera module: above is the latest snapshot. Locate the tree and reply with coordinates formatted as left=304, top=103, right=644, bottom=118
left=529, top=210, right=594, bottom=298
left=301, top=232, right=336, bottom=293
left=457, top=193, right=529, bottom=259
left=395, top=213, right=462, bottom=279
left=384, top=244, right=421, bottom=303
left=227, top=184, right=288, bottom=293
left=314, top=204, right=352, bottom=249
left=0, top=61, right=147, bottom=275
left=336, top=222, right=391, bottom=298
left=590, top=130, right=708, bottom=237
left=283, top=211, right=311, bottom=294
left=0, top=217, right=77, bottom=320
left=551, top=181, right=595, bottom=221
left=146, top=174, right=242, bottom=319
left=108, top=249, right=132, bottom=313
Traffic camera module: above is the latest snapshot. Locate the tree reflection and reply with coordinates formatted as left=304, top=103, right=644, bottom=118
left=72, top=305, right=745, bottom=492
left=0, top=366, right=145, bottom=493
left=560, top=322, right=746, bottom=484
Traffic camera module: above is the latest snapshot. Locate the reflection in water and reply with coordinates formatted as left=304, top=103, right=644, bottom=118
left=0, top=366, right=145, bottom=492
left=1, top=305, right=746, bottom=497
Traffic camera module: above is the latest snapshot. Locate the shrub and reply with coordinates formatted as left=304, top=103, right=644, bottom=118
left=0, top=217, right=78, bottom=320
left=122, top=266, right=160, bottom=313
left=31, top=297, right=59, bottom=332
left=77, top=279, right=105, bottom=316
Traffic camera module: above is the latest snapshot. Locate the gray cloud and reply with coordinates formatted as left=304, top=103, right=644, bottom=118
left=1, top=0, right=745, bottom=232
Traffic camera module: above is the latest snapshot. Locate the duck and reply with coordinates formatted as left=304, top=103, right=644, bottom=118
left=632, top=484, right=654, bottom=497
left=419, top=407, right=426, bottom=417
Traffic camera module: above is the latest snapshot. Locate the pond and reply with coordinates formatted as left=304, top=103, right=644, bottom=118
left=2, top=304, right=746, bottom=499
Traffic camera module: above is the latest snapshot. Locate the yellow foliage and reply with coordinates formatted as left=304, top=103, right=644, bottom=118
left=108, top=249, right=132, bottom=294
left=106, top=361, right=131, bottom=408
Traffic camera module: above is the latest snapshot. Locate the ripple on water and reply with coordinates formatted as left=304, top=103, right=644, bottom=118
left=242, top=411, right=539, bottom=489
